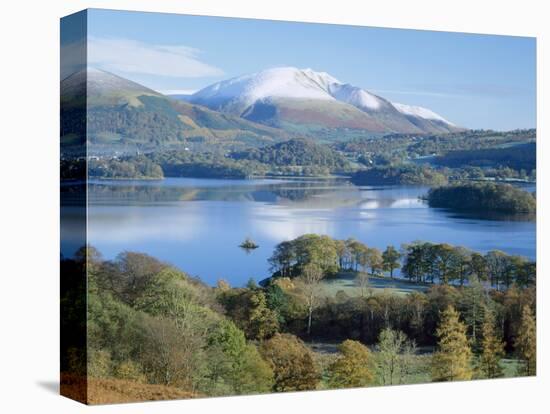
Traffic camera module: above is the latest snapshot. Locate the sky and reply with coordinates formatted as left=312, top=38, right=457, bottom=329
left=79, top=8, right=536, bottom=130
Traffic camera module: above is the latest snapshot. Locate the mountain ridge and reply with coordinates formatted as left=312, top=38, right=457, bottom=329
left=61, top=68, right=291, bottom=154
left=185, top=67, right=462, bottom=136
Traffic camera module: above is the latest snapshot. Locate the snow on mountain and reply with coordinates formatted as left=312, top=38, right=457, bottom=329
left=191, top=67, right=337, bottom=110
left=392, top=102, right=454, bottom=125
left=328, top=83, right=386, bottom=111
left=188, top=66, right=459, bottom=133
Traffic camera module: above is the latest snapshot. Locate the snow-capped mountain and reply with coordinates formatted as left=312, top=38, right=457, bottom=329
left=392, top=102, right=454, bottom=125
left=186, top=67, right=461, bottom=136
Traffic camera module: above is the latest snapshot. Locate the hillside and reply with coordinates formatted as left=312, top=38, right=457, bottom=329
left=61, top=68, right=290, bottom=154
left=60, top=375, right=197, bottom=405
left=434, top=142, right=536, bottom=172
left=350, top=165, right=448, bottom=186
left=185, top=67, right=462, bottom=138
left=230, top=138, right=351, bottom=171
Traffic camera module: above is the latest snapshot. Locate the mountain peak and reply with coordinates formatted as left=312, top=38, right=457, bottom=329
left=61, top=67, right=160, bottom=107
left=191, top=66, right=340, bottom=112
left=184, top=67, right=462, bottom=135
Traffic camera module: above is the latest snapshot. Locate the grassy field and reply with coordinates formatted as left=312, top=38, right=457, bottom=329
left=308, top=342, right=523, bottom=389
left=320, top=272, right=430, bottom=298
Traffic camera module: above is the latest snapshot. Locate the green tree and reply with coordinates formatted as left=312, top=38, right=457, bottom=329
left=485, top=250, right=509, bottom=290
left=295, top=234, right=339, bottom=274
left=433, top=244, right=459, bottom=285
left=259, top=333, right=320, bottom=392
left=479, top=308, right=505, bottom=379
left=459, top=278, right=486, bottom=348
left=515, top=305, right=536, bottom=376
left=516, top=261, right=536, bottom=288
left=431, top=306, right=473, bottom=381
left=346, top=238, right=366, bottom=271
left=365, top=247, right=384, bottom=275
left=207, top=319, right=273, bottom=395
left=470, top=253, right=488, bottom=283
left=264, top=282, right=290, bottom=325
left=328, top=340, right=374, bottom=388
left=268, top=241, right=295, bottom=277
left=375, top=328, right=416, bottom=385
left=218, top=288, right=279, bottom=340
left=248, top=290, right=280, bottom=340
left=382, top=245, right=402, bottom=279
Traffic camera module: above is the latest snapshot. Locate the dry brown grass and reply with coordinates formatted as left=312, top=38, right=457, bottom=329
left=61, top=374, right=197, bottom=405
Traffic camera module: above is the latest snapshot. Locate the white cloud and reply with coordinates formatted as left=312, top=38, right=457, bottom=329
left=88, top=37, right=224, bottom=78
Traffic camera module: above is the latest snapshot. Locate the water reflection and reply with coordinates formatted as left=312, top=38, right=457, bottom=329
left=76, top=178, right=537, bottom=286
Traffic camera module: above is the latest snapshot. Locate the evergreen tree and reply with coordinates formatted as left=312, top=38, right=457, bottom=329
left=515, top=305, right=536, bottom=376
left=431, top=306, right=473, bottom=381
left=479, top=308, right=505, bottom=379
left=459, top=278, right=486, bottom=350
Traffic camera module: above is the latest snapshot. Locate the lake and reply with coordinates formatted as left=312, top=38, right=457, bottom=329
left=69, top=178, right=536, bottom=286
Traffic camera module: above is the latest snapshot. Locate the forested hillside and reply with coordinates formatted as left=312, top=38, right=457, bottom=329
left=61, top=237, right=536, bottom=403
left=427, top=183, right=536, bottom=214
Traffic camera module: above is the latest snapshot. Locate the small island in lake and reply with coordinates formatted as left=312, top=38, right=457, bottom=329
left=427, top=182, right=536, bottom=214
left=239, top=237, right=259, bottom=250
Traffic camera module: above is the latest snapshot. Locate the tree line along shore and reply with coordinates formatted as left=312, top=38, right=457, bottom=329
left=61, top=234, right=536, bottom=403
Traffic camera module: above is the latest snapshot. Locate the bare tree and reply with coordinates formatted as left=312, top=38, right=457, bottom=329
left=298, top=263, right=324, bottom=336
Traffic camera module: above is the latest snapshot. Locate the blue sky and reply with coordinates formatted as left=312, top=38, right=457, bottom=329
left=84, top=8, right=536, bottom=130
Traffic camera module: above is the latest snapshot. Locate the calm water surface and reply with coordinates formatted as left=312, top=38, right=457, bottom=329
left=70, top=178, right=535, bottom=286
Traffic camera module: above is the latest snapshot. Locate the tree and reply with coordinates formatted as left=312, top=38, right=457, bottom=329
left=248, top=290, right=280, bottom=340
left=268, top=241, right=295, bottom=277
left=503, top=256, right=525, bottom=289
left=375, top=328, right=416, bottom=385
left=459, top=278, right=486, bottom=348
left=259, top=333, right=320, bottom=392
left=346, top=238, right=366, bottom=271
left=140, top=316, right=208, bottom=391
left=407, top=292, right=428, bottom=340
left=516, top=261, right=536, bottom=288
left=402, top=242, right=433, bottom=283
left=207, top=319, right=273, bottom=395
left=355, top=272, right=370, bottom=298
left=485, top=250, right=508, bottom=290
left=382, top=245, right=402, bottom=279
left=295, top=234, right=339, bottom=275
left=365, top=247, right=384, bottom=275
left=479, top=308, right=505, bottom=379
left=112, top=251, right=166, bottom=305
left=218, top=288, right=279, bottom=340
left=433, top=244, right=459, bottom=285
left=264, top=282, right=290, bottom=325
left=453, top=246, right=472, bottom=286
left=298, top=263, right=324, bottom=336
left=334, top=239, right=348, bottom=270
left=515, top=305, right=536, bottom=376
left=470, top=253, right=488, bottom=283
left=328, top=340, right=373, bottom=388
left=431, top=306, right=473, bottom=381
